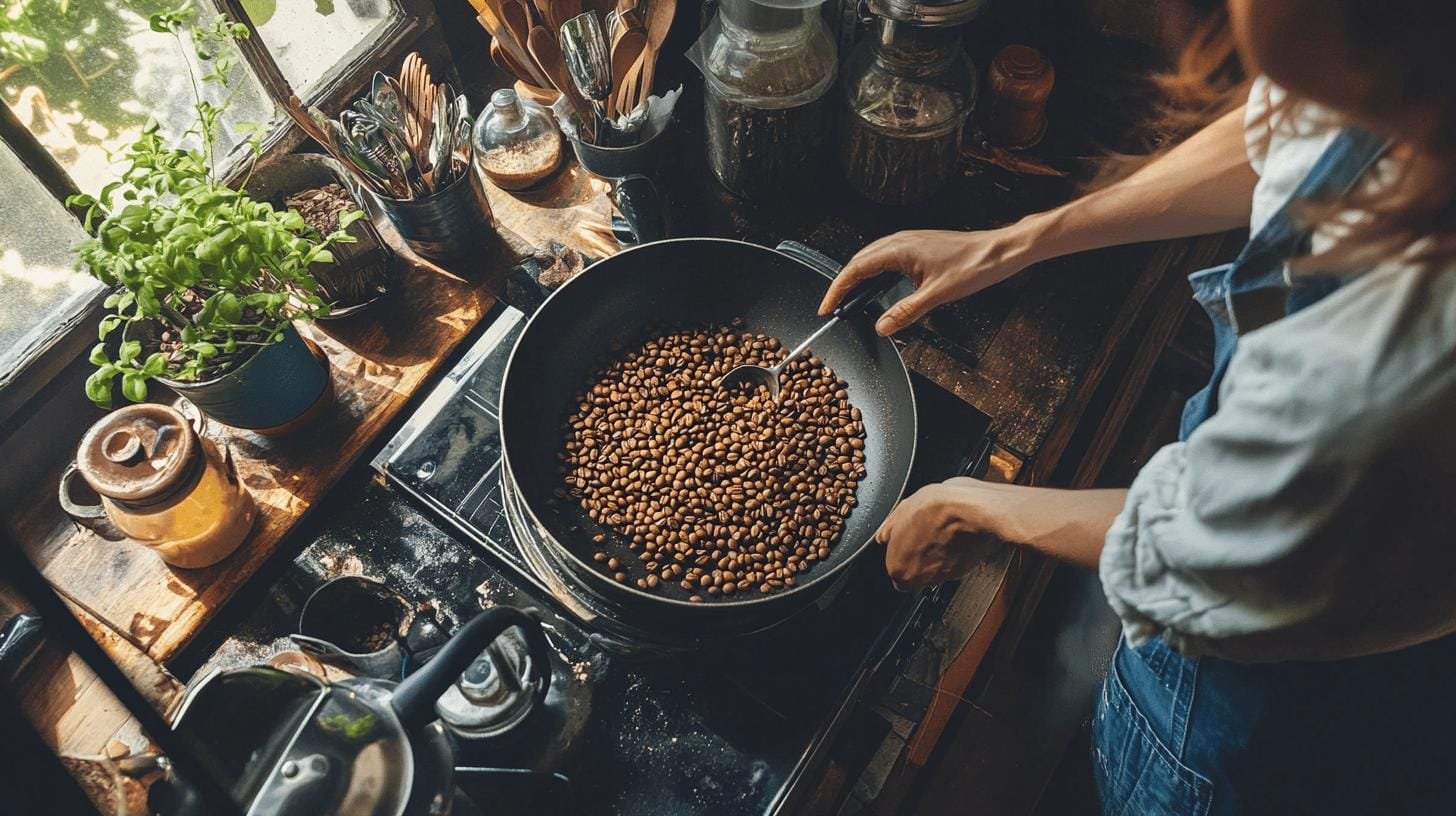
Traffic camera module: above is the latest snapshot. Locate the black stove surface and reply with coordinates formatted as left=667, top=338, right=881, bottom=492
left=193, top=301, right=992, bottom=816
left=367, top=301, right=992, bottom=814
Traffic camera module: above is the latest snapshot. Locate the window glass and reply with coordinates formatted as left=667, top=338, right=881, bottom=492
left=0, top=0, right=275, bottom=196
left=243, top=0, right=403, bottom=98
left=0, top=140, right=101, bottom=373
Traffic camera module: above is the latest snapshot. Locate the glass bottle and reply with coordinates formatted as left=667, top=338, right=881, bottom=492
left=472, top=88, right=564, bottom=191
left=689, top=0, right=837, bottom=200
left=838, top=18, right=978, bottom=205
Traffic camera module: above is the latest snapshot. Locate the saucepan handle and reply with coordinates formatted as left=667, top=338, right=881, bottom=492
left=611, top=174, right=666, bottom=245
left=776, top=240, right=842, bottom=279
left=391, top=606, right=553, bottom=730
left=777, top=241, right=899, bottom=317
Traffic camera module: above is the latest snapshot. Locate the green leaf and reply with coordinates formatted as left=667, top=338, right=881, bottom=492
left=217, top=292, right=242, bottom=323
left=118, top=340, right=142, bottom=364
left=89, top=344, right=110, bottom=366
left=142, top=353, right=168, bottom=377
left=337, top=209, right=366, bottom=229
left=121, top=372, right=149, bottom=403
left=85, top=366, right=118, bottom=409
left=99, top=315, right=123, bottom=340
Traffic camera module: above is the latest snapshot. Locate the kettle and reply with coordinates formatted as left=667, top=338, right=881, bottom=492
left=59, top=403, right=256, bottom=569
left=152, top=606, right=553, bottom=816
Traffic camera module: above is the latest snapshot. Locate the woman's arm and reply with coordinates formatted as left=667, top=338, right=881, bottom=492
left=877, top=478, right=1127, bottom=590
left=822, top=105, right=1260, bottom=335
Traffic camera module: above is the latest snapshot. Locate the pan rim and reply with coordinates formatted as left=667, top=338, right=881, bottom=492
left=497, top=237, right=919, bottom=612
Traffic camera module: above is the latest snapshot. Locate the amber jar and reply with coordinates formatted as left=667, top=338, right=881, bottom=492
left=980, top=44, right=1054, bottom=149
left=67, top=404, right=256, bottom=568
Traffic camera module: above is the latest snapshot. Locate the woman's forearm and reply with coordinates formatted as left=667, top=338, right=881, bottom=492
left=983, top=485, right=1129, bottom=570
left=1017, top=105, right=1258, bottom=265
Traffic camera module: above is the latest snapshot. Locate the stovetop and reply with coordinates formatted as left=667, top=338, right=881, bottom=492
left=370, top=300, right=993, bottom=813
left=191, top=298, right=993, bottom=816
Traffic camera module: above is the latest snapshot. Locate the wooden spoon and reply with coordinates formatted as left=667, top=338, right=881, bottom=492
left=552, top=0, right=584, bottom=35
left=501, top=0, right=537, bottom=49
left=608, top=28, right=645, bottom=118
left=478, top=5, right=553, bottom=88
left=637, top=0, right=674, bottom=103
left=528, top=25, right=598, bottom=140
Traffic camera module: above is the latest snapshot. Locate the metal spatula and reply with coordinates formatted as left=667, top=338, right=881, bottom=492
left=717, top=274, right=898, bottom=402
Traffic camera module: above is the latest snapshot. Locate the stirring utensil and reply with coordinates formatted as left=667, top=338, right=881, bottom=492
left=716, top=275, right=899, bottom=402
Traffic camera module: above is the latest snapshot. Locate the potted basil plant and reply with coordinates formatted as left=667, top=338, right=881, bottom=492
left=71, top=9, right=363, bottom=433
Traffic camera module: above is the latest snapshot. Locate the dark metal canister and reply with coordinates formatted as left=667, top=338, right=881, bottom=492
left=372, top=166, right=495, bottom=262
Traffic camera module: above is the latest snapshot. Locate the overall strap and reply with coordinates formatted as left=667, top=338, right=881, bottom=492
left=1234, top=126, right=1392, bottom=275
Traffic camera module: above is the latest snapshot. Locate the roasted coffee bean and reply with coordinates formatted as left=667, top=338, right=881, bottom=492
left=562, top=325, right=867, bottom=600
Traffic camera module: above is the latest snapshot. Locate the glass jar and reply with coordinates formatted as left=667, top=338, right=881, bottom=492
left=838, top=18, right=978, bottom=205
left=472, top=88, right=564, bottom=191
left=689, top=0, right=837, bottom=200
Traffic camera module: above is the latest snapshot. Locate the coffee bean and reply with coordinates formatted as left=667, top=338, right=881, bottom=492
left=562, top=325, right=867, bottom=601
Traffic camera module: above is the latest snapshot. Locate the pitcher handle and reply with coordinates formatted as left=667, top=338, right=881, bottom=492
left=57, top=463, right=127, bottom=541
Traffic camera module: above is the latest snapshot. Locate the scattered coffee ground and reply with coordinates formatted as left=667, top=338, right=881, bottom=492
left=558, top=322, right=868, bottom=602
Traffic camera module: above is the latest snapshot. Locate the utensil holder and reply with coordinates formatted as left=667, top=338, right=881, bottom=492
left=569, top=115, right=675, bottom=179
left=372, top=162, right=495, bottom=262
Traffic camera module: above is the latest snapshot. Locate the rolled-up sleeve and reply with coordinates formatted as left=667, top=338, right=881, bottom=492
left=1100, top=265, right=1456, bottom=662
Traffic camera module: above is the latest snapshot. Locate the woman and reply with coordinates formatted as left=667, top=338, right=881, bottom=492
left=820, top=1, right=1456, bottom=813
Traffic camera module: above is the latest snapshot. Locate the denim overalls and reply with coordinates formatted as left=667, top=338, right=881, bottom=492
left=1092, top=127, right=1456, bottom=815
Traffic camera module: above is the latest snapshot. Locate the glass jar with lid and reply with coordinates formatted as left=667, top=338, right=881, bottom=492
left=689, top=0, right=837, bottom=200
left=473, top=88, right=564, bottom=191
left=838, top=17, right=978, bottom=205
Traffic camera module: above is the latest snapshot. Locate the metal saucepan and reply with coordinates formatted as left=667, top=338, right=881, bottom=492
left=498, top=238, right=915, bottom=641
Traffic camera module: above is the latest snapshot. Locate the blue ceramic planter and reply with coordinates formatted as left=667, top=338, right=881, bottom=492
left=161, top=323, right=331, bottom=434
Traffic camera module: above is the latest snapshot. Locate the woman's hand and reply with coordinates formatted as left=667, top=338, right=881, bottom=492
left=877, top=477, right=1010, bottom=591
left=878, top=479, right=1128, bottom=588
left=818, top=224, right=1041, bottom=336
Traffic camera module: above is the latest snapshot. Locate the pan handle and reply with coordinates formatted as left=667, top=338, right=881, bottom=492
left=775, top=241, right=843, bottom=281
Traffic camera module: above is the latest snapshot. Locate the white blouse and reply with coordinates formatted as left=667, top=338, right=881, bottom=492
left=1098, top=81, right=1456, bottom=663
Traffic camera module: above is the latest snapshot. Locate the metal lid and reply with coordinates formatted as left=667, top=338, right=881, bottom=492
left=76, top=404, right=197, bottom=504
left=434, top=628, right=542, bottom=739
left=866, top=0, right=988, bottom=26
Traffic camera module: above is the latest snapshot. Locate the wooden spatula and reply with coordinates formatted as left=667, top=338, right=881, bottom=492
left=608, top=28, right=645, bottom=118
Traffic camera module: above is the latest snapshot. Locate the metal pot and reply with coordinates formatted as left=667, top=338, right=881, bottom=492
left=153, top=607, right=552, bottom=816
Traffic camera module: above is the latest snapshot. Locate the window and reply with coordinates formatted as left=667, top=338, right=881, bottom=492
left=0, top=140, right=100, bottom=375
left=246, top=0, right=403, bottom=98
left=1, top=0, right=274, bottom=196
left=0, top=0, right=416, bottom=407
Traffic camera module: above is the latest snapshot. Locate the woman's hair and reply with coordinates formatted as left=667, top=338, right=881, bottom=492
left=1102, top=1, right=1456, bottom=273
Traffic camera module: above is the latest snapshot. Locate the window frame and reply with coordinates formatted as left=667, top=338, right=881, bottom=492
left=0, top=0, right=441, bottom=427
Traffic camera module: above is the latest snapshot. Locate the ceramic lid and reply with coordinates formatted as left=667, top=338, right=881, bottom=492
left=76, top=404, right=197, bottom=504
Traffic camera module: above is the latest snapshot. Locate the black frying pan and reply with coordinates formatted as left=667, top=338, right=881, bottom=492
left=498, top=239, right=915, bottom=637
